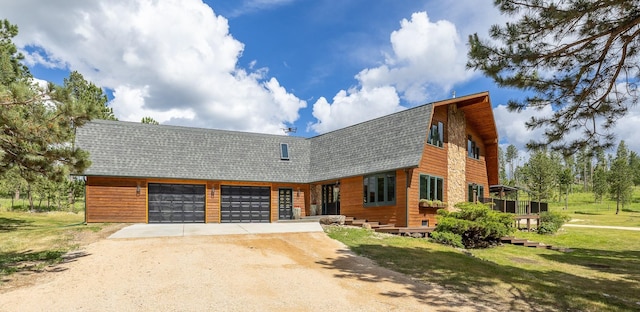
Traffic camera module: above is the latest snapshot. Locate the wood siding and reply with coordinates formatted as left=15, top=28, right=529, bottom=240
left=338, top=100, right=495, bottom=228
left=336, top=170, right=408, bottom=227
left=408, top=106, right=450, bottom=227
left=86, top=177, right=147, bottom=223
left=466, top=125, right=490, bottom=196
left=86, top=177, right=308, bottom=223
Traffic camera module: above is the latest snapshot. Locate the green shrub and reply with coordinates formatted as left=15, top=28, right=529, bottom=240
left=429, top=231, right=463, bottom=248
left=434, top=202, right=514, bottom=249
left=538, top=211, right=571, bottom=234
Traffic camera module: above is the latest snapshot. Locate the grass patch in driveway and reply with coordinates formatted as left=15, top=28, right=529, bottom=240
left=325, top=225, right=640, bottom=312
left=0, top=211, right=102, bottom=282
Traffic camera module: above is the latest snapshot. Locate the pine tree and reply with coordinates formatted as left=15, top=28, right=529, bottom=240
left=608, top=141, right=633, bottom=214
left=592, top=149, right=608, bottom=203
left=141, top=116, right=159, bottom=125
left=521, top=149, right=556, bottom=202
left=0, top=20, right=110, bottom=185
left=505, top=144, right=518, bottom=184
left=498, top=146, right=507, bottom=184
left=628, top=151, right=640, bottom=186
left=468, top=1, right=640, bottom=153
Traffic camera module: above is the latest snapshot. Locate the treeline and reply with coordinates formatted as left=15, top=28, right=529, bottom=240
left=0, top=169, right=85, bottom=211
left=499, top=141, right=637, bottom=214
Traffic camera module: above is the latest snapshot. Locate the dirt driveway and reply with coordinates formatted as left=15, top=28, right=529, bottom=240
left=0, top=232, right=496, bottom=311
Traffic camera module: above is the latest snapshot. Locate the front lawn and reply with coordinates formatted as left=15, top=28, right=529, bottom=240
left=0, top=211, right=102, bottom=280
left=326, top=225, right=640, bottom=312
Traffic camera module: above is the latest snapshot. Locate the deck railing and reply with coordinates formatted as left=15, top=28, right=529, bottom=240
left=480, top=198, right=548, bottom=215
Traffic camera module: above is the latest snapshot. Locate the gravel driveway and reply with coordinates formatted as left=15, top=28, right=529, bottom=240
left=0, top=232, right=496, bottom=311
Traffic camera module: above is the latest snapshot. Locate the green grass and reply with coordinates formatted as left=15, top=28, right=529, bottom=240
left=0, top=211, right=99, bottom=279
left=326, top=226, right=640, bottom=311
left=548, top=187, right=640, bottom=227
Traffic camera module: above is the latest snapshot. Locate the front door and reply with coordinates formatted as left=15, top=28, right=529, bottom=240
left=278, top=188, right=293, bottom=220
left=322, top=184, right=340, bottom=215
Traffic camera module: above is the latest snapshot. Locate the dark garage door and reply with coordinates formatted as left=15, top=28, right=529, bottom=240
left=221, top=186, right=270, bottom=223
left=148, top=183, right=205, bottom=223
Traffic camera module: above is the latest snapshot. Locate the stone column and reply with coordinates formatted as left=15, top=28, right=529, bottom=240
left=447, top=105, right=466, bottom=208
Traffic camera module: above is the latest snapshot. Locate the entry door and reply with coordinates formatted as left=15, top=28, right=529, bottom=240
left=322, top=184, right=340, bottom=215
left=278, top=188, right=293, bottom=220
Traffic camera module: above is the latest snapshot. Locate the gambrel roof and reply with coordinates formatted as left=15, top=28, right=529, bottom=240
left=75, top=92, right=494, bottom=183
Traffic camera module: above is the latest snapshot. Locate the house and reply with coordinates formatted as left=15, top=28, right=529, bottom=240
left=75, top=91, right=498, bottom=227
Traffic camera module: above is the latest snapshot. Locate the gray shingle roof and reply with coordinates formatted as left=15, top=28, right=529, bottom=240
left=75, top=103, right=432, bottom=183
left=309, top=104, right=431, bottom=181
left=76, top=121, right=310, bottom=183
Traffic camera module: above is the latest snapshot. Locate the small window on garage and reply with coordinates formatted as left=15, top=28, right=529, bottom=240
left=280, top=143, right=289, bottom=160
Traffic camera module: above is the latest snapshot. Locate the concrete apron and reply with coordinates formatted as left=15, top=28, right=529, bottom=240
left=109, top=222, right=324, bottom=239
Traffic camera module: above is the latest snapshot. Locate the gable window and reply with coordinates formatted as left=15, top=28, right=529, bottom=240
left=427, top=121, right=444, bottom=147
left=419, top=174, right=444, bottom=201
left=468, top=183, right=485, bottom=203
left=363, top=172, right=396, bottom=207
left=280, top=143, right=289, bottom=160
left=467, top=135, right=480, bottom=159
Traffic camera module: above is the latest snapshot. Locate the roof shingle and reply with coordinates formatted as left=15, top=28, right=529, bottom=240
left=75, top=103, right=433, bottom=183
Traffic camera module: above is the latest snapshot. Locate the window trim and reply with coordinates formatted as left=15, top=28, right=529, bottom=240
left=363, top=171, right=396, bottom=207
left=467, top=135, right=480, bottom=159
left=427, top=121, right=444, bottom=148
left=419, top=174, right=444, bottom=201
left=468, top=183, right=485, bottom=203
left=280, top=143, right=290, bottom=160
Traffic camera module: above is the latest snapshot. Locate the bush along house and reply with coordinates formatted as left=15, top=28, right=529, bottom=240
left=75, top=91, right=498, bottom=227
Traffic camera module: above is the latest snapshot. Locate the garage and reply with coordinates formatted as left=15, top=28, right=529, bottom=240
left=148, top=183, right=205, bottom=223
left=221, top=186, right=270, bottom=223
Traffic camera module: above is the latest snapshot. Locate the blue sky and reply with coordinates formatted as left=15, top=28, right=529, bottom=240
left=3, top=0, right=639, bottom=154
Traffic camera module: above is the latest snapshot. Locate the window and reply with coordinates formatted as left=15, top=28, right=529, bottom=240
left=467, top=135, right=480, bottom=159
left=280, top=143, right=289, bottom=160
left=419, top=175, right=444, bottom=201
left=363, top=172, right=396, bottom=207
left=427, top=121, right=444, bottom=147
left=468, top=183, right=485, bottom=202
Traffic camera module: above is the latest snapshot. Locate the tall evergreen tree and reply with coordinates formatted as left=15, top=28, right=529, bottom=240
left=498, top=146, right=507, bottom=184
left=505, top=144, right=518, bottom=184
left=575, top=148, right=593, bottom=192
left=521, top=149, right=556, bottom=202
left=628, top=151, right=640, bottom=186
left=0, top=20, right=110, bottom=185
left=608, top=141, right=633, bottom=214
left=468, top=1, right=640, bottom=153
left=592, top=149, right=608, bottom=203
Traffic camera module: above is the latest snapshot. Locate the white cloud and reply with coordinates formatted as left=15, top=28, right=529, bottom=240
left=309, top=86, right=401, bottom=133
left=494, top=101, right=640, bottom=156
left=361, top=12, right=470, bottom=101
left=493, top=105, right=548, bottom=152
left=308, top=11, right=472, bottom=133
left=4, top=0, right=306, bottom=134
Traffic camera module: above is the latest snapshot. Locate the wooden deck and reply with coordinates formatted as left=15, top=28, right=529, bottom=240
left=344, top=216, right=434, bottom=237
left=514, top=214, right=540, bottom=231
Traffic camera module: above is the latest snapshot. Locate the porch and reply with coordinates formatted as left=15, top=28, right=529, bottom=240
left=482, top=185, right=549, bottom=231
